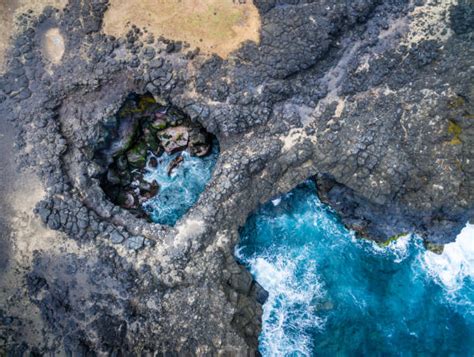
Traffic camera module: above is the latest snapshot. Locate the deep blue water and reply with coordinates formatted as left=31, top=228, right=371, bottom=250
left=237, top=181, right=474, bottom=356
left=142, top=141, right=218, bottom=225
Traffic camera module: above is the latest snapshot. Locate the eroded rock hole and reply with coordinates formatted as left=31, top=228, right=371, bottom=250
left=96, top=93, right=219, bottom=225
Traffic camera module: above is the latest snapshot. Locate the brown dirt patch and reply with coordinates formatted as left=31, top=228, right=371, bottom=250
left=103, top=0, right=261, bottom=58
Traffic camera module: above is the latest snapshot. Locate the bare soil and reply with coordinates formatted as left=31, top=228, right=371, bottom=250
left=103, top=0, right=261, bottom=58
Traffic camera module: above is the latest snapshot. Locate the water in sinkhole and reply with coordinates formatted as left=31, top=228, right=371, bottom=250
left=236, top=181, right=474, bottom=356
left=141, top=139, right=219, bottom=225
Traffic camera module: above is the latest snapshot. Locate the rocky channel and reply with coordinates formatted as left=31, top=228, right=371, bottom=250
left=0, top=0, right=473, bottom=355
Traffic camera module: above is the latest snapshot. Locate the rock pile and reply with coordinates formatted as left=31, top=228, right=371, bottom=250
left=97, top=93, right=213, bottom=218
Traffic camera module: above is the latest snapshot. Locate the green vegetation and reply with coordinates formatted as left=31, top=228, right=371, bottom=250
left=448, top=120, right=462, bottom=145
left=119, top=95, right=157, bottom=117
left=378, top=233, right=408, bottom=247
left=424, top=242, right=444, bottom=255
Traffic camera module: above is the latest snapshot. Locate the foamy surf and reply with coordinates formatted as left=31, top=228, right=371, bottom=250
left=422, top=223, right=474, bottom=292
left=366, top=233, right=414, bottom=263
left=236, top=247, right=325, bottom=356
left=237, top=181, right=474, bottom=356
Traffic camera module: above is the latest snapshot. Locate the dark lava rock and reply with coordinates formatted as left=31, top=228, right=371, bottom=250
left=148, top=156, right=158, bottom=168
left=167, top=154, right=184, bottom=176
left=0, top=0, right=472, bottom=355
left=126, top=142, right=147, bottom=168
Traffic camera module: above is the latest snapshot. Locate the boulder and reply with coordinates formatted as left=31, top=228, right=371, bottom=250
left=188, top=130, right=212, bottom=157
left=424, top=242, right=444, bottom=255
left=165, top=107, right=185, bottom=127
left=158, top=126, right=189, bottom=154
left=126, top=142, right=147, bottom=168
left=140, top=179, right=160, bottom=199
left=126, top=236, right=145, bottom=250
left=117, top=191, right=138, bottom=209
left=107, top=115, right=139, bottom=157
left=119, top=170, right=132, bottom=186
left=143, top=127, right=160, bottom=153
left=151, top=115, right=167, bottom=130
left=109, top=231, right=125, bottom=244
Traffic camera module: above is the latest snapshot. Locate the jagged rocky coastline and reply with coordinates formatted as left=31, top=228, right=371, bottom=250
left=0, top=0, right=473, bottom=354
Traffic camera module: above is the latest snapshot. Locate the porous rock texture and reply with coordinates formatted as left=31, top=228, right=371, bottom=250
left=0, top=0, right=473, bottom=354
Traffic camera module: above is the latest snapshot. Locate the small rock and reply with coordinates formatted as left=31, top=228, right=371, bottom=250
left=126, top=236, right=145, bottom=250
left=110, top=231, right=125, bottom=244
left=167, top=155, right=184, bottom=176
left=148, top=156, right=158, bottom=168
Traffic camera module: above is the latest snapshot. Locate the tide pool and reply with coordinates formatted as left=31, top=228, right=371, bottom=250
left=142, top=140, right=219, bottom=225
left=237, top=181, right=474, bottom=356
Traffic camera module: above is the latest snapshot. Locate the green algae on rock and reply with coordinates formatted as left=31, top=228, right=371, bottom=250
left=448, top=119, right=463, bottom=145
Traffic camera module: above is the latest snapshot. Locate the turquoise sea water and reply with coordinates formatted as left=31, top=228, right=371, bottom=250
left=142, top=141, right=219, bottom=225
left=237, top=181, right=474, bottom=356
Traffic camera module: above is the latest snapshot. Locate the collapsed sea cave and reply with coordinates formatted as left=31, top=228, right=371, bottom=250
left=0, top=0, right=473, bottom=355
left=94, top=93, right=219, bottom=225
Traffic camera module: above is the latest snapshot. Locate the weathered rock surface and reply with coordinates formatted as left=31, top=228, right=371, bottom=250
left=0, top=0, right=472, bottom=354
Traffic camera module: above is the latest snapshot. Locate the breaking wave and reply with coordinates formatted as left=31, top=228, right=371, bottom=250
left=237, top=181, right=474, bottom=356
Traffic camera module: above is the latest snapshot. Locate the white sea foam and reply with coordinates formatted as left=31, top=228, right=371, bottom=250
left=271, top=198, right=282, bottom=206
left=238, top=247, right=325, bottom=356
left=421, top=223, right=474, bottom=292
left=364, top=234, right=413, bottom=263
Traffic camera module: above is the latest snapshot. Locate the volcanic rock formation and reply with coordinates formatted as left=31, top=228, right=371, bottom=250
left=0, top=0, right=473, bottom=354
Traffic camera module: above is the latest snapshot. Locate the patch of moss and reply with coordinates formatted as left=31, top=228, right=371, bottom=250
left=378, top=233, right=408, bottom=247
left=424, top=242, right=444, bottom=255
left=137, top=95, right=157, bottom=111
left=448, top=120, right=462, bottom=145
left=118, top=95, right=157, bottom=117
left=126, top=142, right=147, bottom=168
left=447, top=96, right=465, bottom=109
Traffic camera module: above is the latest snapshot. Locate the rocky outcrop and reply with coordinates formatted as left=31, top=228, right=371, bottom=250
left=0, top=0, right=472, bottom=354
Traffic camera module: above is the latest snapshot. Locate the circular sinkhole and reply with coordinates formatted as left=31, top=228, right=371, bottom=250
left=95, top=93, right=219, bottom=225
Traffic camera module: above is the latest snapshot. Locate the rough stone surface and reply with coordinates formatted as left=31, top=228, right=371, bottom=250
left=0, top=0, right=472, bottom=354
